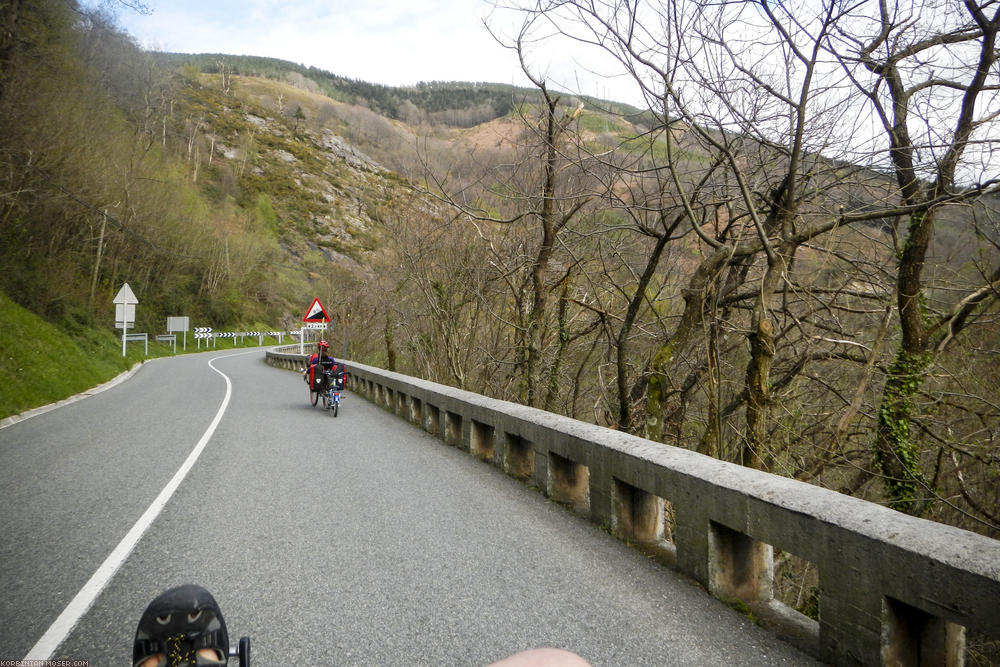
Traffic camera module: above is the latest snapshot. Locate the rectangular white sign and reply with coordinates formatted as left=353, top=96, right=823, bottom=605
left=115, top=303, right=135, bottom=328
left=167, top=316, right=190, bottom=332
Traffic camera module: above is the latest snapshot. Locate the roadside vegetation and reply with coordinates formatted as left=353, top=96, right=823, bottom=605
left=0, top=293, right=287, bottom=421
left=0, top=292, right=140, bottom=419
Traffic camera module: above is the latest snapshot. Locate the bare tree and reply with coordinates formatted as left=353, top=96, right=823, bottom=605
left=491, top=0, right=1000, bottom=525
left=422, top=25, right=593, bottom=408
left=828, top=0, right=1000, bottom=514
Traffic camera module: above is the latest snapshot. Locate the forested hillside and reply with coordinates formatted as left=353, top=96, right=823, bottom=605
left=3, top=0, right=1000, bottom=583
left=0, top=2, right=411, bottom=332
left=153, top=52, right=647, bottom=128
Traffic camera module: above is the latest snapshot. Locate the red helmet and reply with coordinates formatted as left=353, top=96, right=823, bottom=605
left=318, top=340, right=329, bottom=350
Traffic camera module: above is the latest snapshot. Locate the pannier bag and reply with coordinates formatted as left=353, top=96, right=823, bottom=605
left=330, top=364, right=345, bottom=390
left=309, top=365, right=326, bottom=391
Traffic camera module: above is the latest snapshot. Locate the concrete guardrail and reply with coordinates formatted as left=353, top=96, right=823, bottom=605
left=266, top=346, right=1000, bottom=666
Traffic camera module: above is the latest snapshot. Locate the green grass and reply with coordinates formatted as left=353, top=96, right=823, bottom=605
left=0, top=293, right=284, bottom=421
left=0, top=292, right=141, bottom=419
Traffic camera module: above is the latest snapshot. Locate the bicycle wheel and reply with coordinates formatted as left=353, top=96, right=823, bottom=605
left=310, top=389, right=319, bottom=406
left=236, top=636, right=251, bottom=667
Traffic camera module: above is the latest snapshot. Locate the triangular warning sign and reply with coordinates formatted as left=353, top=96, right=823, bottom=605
left=302, top=297, right=330, bottom=322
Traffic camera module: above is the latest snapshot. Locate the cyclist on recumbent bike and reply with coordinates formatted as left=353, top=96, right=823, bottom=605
left=303, top=340, right=346, bottom=414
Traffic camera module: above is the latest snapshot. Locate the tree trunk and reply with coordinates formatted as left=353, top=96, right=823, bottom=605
left=519, top=92, right=561, bottom=407
left=616, top=230, right=671, bottom=432
left=384, top=310, right=397, bottom=372
left=645, top=247, right=730, bottom=442
left=742, top=317, right=775, bottom=469
left=543, top=273, right=570, bottom=412
left=696, top=319, right=721, bottom=458
left=873, top=209, right=935, bottom=514
left=874, top=348, right=931, bottom=514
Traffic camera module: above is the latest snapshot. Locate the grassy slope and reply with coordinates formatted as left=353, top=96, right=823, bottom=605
left=0, top=292, right=300, bottom=419
left=0, top=291, right=287, bottom=421
left=0, top=292, right=147, bottom=419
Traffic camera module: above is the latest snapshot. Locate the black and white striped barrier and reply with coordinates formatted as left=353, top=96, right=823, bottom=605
left=193, top=328, right=287, bottom=348
left=194, top=327, right=215, bottom=349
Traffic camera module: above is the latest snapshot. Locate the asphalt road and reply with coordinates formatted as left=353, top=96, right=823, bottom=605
left=0, top=349, right=821, bottom=665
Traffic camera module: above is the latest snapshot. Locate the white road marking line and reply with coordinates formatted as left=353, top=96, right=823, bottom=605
left=23, top=352, right=250, bottom=661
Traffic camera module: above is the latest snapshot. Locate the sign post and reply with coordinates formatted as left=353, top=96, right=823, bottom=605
left=167, top=316, right=190, bottom=351
left=301, top=297, right=331, bottom=355
left=113, top=283, right=138, bottom=357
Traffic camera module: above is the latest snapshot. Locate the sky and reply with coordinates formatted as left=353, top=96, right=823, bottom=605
left=105, top=0, right=645, bottom=107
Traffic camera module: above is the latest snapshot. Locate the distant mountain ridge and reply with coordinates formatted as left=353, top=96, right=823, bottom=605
left=153, top=52, right=648, bottom=128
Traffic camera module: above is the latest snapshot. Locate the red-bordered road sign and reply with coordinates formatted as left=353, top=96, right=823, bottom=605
left=302, top=297, right=330, bottom=323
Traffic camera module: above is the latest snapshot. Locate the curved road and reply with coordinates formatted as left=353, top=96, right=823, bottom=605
left=0, top=350, right=819, bottom=665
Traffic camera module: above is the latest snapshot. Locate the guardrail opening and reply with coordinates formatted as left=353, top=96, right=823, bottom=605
left=471, top=420, right=495, bottom=460
left=612, top=478, right=664, bottom=543
left=444, top=411, right=462, bottom=447
left=773, top=550, right=819, bottom=625
left=883, top=596, right=965, bottom=666
left=708, top=521, right=773, bottom=604
left=612, top=479, right=676, bottom=566
left=409, top=397, right=423, bottom=426
left=504, top=433, right=533, bottom=480
left=425, top=404, right=440, bottom=436
left=548, top=451, right=589, bottom=513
